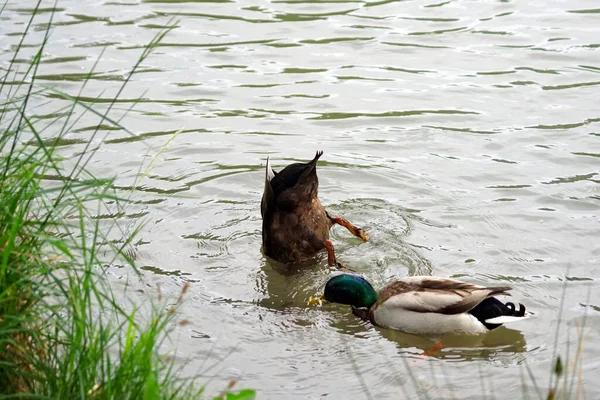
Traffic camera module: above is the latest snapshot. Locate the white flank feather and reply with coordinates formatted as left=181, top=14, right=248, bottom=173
left=373, top=305, right=488, bottom=335
left=485, top=314, right=531, bottom=324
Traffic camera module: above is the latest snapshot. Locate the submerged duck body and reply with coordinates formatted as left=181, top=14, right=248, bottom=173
left=261, top=151, right=367, bottom=264
left=324, top=274, right=529, bottom=335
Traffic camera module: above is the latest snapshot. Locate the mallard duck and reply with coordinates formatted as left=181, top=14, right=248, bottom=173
left=323, top=273, right=529, bottom=335
left=319, top=242, right=529, bottom=334
left=261, top=151, right=368, bottom=264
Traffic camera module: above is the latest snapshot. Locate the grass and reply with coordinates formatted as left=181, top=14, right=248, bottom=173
left=0, top=2, right=254, bottom=399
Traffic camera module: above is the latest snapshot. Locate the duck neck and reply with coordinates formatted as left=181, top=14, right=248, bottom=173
left=358, top=287, right=378, bottom=309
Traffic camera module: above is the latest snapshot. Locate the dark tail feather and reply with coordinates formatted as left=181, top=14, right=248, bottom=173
left=298, top=150, right=323, bottom=181
left=504, top=301, right=526, bottom=317
left=311, top=150, right=323, bottom=163
left=305, top=151, right=323, bottom=175
left=469, top=298, right=528, bottom=330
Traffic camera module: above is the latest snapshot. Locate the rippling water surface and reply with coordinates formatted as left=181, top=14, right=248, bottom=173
left=2, top=0, right=599, bottom=398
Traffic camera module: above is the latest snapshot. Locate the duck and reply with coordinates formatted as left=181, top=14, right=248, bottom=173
left=319, top=241, right=529, bottom=335
left=261, top=151, right=368, bottom=264
left=323, top=273, right=529, bottom=335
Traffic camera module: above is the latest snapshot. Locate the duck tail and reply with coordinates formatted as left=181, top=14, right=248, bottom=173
left=295, top=150, right=323, bottom=186
left=469, top=297, right=530, bottom=330
left=484, top=301, right=529, bottom=325
left=311, top=150, right=324, bottom=164
left=300, top=150, right=322, bottom=176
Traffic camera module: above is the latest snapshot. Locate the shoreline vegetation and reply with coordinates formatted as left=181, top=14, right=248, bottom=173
left=0, top=2, right=254, bottom=399
left=0, top=2, right=588, bottom=399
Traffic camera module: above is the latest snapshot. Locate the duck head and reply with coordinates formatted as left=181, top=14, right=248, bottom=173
left=324, top=274, right=378, bottom=309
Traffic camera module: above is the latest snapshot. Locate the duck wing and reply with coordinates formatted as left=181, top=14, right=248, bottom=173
left=377, top=276, right=512, bottom=315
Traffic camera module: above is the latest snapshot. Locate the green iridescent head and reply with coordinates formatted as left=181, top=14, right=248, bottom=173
left=324, top=274, right=378, bottom=309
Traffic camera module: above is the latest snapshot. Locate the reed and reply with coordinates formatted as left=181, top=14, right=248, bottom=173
left=0, top=2, right=253, bottom=399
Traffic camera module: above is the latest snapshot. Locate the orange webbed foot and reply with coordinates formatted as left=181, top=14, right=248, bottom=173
left=422, top=341, right=443, bottom=357
left=324, top=240, right=355, bottom=272
left=331, top=216, right=369, bottom=242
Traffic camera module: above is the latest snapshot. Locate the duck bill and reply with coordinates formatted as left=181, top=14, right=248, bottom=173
left=307, top=295, right=326, bottom=306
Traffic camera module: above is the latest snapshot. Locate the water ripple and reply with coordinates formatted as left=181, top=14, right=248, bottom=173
left=4, top=0, right=599, bottom=397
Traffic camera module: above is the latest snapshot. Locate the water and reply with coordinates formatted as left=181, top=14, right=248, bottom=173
left=2, top=0, right=599, bottom=398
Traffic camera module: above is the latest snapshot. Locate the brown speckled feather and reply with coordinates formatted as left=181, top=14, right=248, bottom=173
left=261, top=151, right=333, bottom=263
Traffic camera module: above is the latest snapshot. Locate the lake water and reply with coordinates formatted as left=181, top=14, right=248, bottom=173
left=1, top=0, right=599, bottom=398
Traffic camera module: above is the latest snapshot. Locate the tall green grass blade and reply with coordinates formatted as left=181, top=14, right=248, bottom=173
left=0, top=5, right=251, bottom=399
